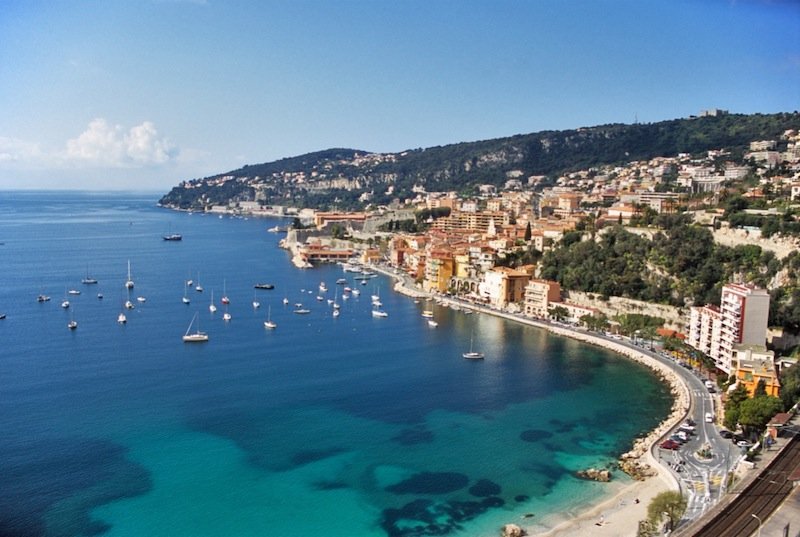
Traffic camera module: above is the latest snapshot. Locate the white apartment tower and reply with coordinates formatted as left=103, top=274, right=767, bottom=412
left=687, top=283, right=770, bottom=374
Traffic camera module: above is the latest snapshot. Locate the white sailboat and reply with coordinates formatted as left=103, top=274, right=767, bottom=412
left=182, top=281, right=191, bottom=304
left=264, top=306, right=277, bottom=329
left=67, top=310, right=78, bottom=330
left=223, top=306, right=231, bottom=322
left=117, top=311, right=127, bottom=324
left=182, top=312, right=208, bottom=342
left=221, top=279, right=230, bottom=304
left=252, top=291, right=260, bottom=309
left=61, top=288, right=70, bottom=309
left=125, top=260, right=134, bottom=289
left=195, top=272, right=203, bottom=292
left=462, top=331, right=484, bottom=360
left=209, top=290, right=217, bottom=313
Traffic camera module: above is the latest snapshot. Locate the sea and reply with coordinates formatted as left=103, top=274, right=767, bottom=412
left=0, top=191, right=672, bottom=537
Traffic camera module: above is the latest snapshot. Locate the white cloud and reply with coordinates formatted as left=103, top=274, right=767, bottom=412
left=64, top=118, right=177, bottom=167
left=0, top=136, right=43, bottom=163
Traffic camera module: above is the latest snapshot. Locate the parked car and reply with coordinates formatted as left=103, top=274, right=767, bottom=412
left=660, top=439, right=680, bottom=450
left=719, top=430, right=734, bottom=439
left=737, top=440, right=753, bottom=449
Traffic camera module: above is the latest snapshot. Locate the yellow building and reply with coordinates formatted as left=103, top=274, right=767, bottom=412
left=423, top=251, right=454, bottom=293
left=524, top=279, right=562, bottom=317
left=733, top=345, right=780, bottom=397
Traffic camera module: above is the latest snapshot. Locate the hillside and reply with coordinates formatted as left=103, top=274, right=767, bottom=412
left=159, top=112, right=800, bottom=210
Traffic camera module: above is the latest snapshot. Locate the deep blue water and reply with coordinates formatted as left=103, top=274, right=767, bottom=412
left=0, top=191, right=672, bottom=537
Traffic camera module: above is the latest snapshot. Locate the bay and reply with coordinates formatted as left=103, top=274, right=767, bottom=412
left=0, top=191, right=672, bottom=537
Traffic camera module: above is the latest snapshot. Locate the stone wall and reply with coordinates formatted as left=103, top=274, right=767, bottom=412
left=565, top=291, right=685, bottom=331
left=712, top=226, right=800, bottom=260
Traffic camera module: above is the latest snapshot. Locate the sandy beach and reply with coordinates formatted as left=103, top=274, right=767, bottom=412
left=370, top=264, right=690, bottom=537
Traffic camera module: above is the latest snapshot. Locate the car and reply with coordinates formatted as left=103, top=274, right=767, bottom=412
left=705, top=412, right=714, bottom=423
left=737, top=440, right=753, bottom=449
left=669, top=435, right=685, bottom=444
left=719, top=430, right=733, bottom=439
left=685, top=418, right=696, bottom=426
left=660, top=439, right=680, bottom=450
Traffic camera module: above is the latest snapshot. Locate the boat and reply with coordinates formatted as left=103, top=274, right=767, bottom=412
left=421, top=310, right=434, bottom=318
left=332, top=309, right=340, bottom=318
left=428, top=320, right=438, bottom=327
left=137, top=296, right=146, bottom=303
left=462, top=332, right=484, bottom=360
left=223, top=309, right=231, bottom=322
left=264, top=306, right=277, bottom=329
left=195, top=272, right=203, bottom=292
left=282, top=297, right=289, bottom=305
left=319, top=282, right=328, bottom=292
left=0, top=314, right=6, bottom=320
left=351, top=288, right=360, bottom=296
left=336, top=278, right=347, bottom=285
left=125, top=260, right=134, bottom=289
left=252, top=291, right=260, bottom=309
left=117, top=312, right=127, bottom=324
left=61, top=289, right=70, bottom=309
left=67, top=313, right=78, bottom=330
left=293, top=308, right=311, bottom=314
left=97, top=293, right=103, bottom=300
left=81, top=269, right=98, bottom=285
left=371, top=309, right=388, bottom=318
left=182, top=312, right=209, bottom=342
left=182, top=282, right=191, bottom=304
left=254, top=283, right=274, bottom=290
left=221, top=279, right=229, bottom=304
left=163, top=223, right=182, bottom=241
left=37, top=294, right=50, bottom=302
left=125, top=299, right=134, bottom=310
left=209, top=290, right=217, bottom=313
left=68, top=289, right=81, bottom=295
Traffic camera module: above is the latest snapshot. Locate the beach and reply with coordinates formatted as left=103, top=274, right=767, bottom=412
left=371, top=263, right=690, bottom=536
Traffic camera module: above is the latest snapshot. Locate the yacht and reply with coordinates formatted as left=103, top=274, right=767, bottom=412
left=421, top=310, right=434, bottom=318
left=117, top=312, right=127, bottom=324
left=125, top=260, right=134, bottom=289
left=264, top=306, right=277, bottom=329
left=462, top=332, right=484, bottom=360
left=371, top=309, right=388, bottom=318
left=182, top=313, right=209, bottom=342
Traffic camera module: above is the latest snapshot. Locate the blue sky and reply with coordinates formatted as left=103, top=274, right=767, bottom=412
left=1, top=0, right=798, bottom=191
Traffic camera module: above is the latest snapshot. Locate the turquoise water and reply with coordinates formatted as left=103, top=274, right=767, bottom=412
left=0, top=191, right=672, bottom=537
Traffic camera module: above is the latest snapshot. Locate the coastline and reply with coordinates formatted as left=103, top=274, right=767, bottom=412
left=368, top=263, right=690, bottom=536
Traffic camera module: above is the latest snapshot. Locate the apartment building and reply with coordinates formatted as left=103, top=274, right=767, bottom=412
left=523, top=279, right=562, bottom=317
left=734, top=345, right=780, bottom=397
left=686, top=284, right=770, bottom=374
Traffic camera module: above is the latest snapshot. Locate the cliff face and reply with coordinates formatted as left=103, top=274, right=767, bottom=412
left=158, top=112, right=800, bottom=210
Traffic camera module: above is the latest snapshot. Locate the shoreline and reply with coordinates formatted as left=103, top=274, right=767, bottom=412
left=368, top=263, right=690, bottom=536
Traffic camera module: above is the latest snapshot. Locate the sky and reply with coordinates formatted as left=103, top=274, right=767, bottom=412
left=0, top=0, right=798, bottom=191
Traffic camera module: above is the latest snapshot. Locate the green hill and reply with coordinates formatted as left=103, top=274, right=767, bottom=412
left=159, top=112, right=799, bottom=210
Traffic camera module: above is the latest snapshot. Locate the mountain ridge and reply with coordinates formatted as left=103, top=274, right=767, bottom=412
left=159, top=112, right=800, bottom=210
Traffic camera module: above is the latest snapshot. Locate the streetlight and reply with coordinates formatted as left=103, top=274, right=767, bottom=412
left=751, top=513, right=762, bottom=537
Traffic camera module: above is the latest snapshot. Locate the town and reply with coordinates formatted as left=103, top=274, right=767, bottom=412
left=187, top=124, right=800, bottom=535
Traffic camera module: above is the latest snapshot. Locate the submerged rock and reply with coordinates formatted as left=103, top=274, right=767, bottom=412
left=501, top=523, right=527, bottom=537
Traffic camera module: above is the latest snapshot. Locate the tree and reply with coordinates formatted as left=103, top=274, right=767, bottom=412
left=738, top=396, right=784, bottom=434
left=779, top=363, right=800, bottom=410
left=723, top=384, right=750, bottom=431
left=646, top=490, right=687, bottom=533
left=524, top=221, right=532, bottom=242
left=548, top=305, right=569, bottom=322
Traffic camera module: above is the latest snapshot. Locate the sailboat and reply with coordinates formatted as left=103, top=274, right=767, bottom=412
left=195, top=272, right=203, bottom=292
left=264, top=306, right=277, bottom=329
left=125, top=260, right=134, bottom=289
left=125, top=289, right=135, bottom=310
left=223, top=306, right=231, bottom=322
left=81, top=265, right=98, bottom=285
left=67, top=310, right=78, bottom=330
left=221, top=279, right=230, bottom=304
left=252, top=291, right=260, bottom=309
left=209, top=290, right=217, bottom=313
left=182, top=312, right=208, bottom=342
left=462, top=331, right=484, bottom=360
left=182, top=281, right=191, bottom=304
left=117, top=310, right=127, bottom=324
left=61, top=288, right=70, bottom=309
